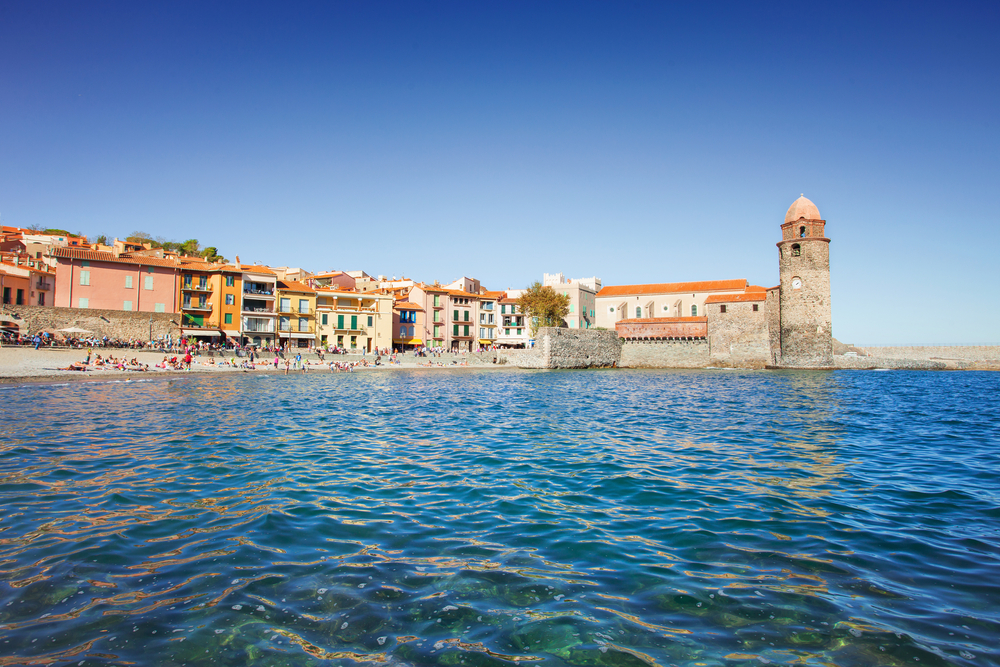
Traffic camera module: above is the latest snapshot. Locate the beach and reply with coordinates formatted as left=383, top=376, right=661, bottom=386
left=0, top=346, right=495, bottom=382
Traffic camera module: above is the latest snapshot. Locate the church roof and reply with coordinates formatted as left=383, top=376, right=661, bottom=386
left=597, top=279, right=747, bottom=298
left=785, top=195, right=821, bottom=223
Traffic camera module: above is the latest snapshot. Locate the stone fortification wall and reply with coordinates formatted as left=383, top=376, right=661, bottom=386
left=1, top=304, right=180, bottom=341
left=706, top=302, right=771, bottom=368
left=619, top=339, right=710, bottom=368
left=544, top=328, right=621, bottom=368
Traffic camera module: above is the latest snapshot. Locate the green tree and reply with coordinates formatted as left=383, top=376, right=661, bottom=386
left=200, top=246, right=223, bottom=262
left=94, top=234, right=109, bottom=245
left=516, top=281, right=570, bottom=337
left=180, top=239, right=200, bottom=256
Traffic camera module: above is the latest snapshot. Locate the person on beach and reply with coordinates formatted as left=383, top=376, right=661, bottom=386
left=184, top=352, right=193, bottom=370
left=284, top=359, right=290, bottom=374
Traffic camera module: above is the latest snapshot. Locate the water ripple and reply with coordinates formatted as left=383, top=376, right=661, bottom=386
left=0, top=369, right=998, bottom=666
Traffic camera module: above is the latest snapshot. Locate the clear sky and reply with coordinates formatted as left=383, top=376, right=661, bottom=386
left=2, top=1, right=997, bottom=344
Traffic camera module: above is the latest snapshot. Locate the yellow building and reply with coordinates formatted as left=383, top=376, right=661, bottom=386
left=276, top=280, right=317, bottom=349
left=315, top=289, right=393, bottom=352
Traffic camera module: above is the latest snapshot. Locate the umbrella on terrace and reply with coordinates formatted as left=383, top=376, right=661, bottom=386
left=58, top=327, right=93, bottom=334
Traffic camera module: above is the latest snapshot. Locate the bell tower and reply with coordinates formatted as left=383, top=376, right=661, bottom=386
left=777, top=195, right=833, bottom=367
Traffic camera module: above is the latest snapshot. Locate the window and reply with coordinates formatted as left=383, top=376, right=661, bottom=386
left=570, top=304, right=575, bottom=313
left=37, top=293, right=45, bottom=306
left=350, top=336, right=357, bottom=348
left=609, top=306, right=614, bottom=313
left=433, top=295, right=441, bottom=307
left=434, top=325, right=441, bottom=338
left=147, top=267, right=153, bottom=274
left=154, top=303, right=165, bottom=313
left=225, top=294, right=234, bottom=305
left=198, top=295, right=207, bottom=307
left=517, top=328, right=522, bottom=335
left=337, top=314, right=344, bottom=329
left=226, top=276, right=235, bottom=287
left=16, top=289, right=24, bottom=305
left=299, top=299, right=309, bottom=313
left=691, top=305, right=698, bottom=316
left=791, top=243, right=801, bottom=257
left=505, top=328, right=510, bottom=335
left=321, top=314, right=328, bottom=325
left=144, top=276, right=154, bottom=290
left=225, top=313, right=233, bottom=324
left=184, top=274, right=192, bottom=287
left=799, top=226, right=806, bottom=238
left=183, top=295, right=192, bottom=308
left=453, top=324, right=459, bottom=335
left=350, top=315, right=357, bottom=329
left=464, top=310, right=470, bottom=322
left=501, top=304, right=506, bottom=314
left=2, top=287, right=8, bottom=304
left=433, top=311, right=441, bottom=322
left=78, top=297, right=89, bottom=308
left=280, top=298, right=291, bottom=312
left=367, top=316, right=373, bottom=326
left=463, top=325, right=469, bottom=336
left=720, top=305, right=727, bottom=313
left=753, top=304, right=759, bottom=312
left=199, top=276, right=208, bottom=289
left=81, top=261, right=89, bottom=267
left=80, top=270, right=90, bottom=286
left=125, top=275, right=133, bottom=289
left=298, top=317, right=307, bottom=332
left=123, top=300, right=133, bottom=311
left=453, top=309, right=459, bottom=321
left=635, top=306, right=641, bottom=318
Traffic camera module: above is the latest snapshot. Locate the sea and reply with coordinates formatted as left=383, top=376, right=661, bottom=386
left=0, top=369, right=998, bottom=667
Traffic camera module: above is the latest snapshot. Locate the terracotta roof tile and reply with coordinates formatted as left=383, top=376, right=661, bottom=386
left=597, top=279, right=747, bottom=297
left=51, top=247, right=179, bottom=268
left=277, top=280, right=316, bottom=293
left=395, top=302, right=423, bottom=311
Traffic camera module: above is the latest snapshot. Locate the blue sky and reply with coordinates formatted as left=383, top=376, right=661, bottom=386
left=2, top=1, right=997, bottom=344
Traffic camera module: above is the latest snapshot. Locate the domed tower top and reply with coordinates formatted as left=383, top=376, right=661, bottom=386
left=784, top=194, right=821, bottom=223
left=781, top=194, right=826, bottom=241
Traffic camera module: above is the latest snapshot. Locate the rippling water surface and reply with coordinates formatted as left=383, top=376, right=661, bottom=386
left=1, top=369, right=999, bottom=667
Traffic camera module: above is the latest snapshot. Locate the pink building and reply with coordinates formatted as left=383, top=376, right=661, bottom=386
left=52, top=247, right=179, bottom=313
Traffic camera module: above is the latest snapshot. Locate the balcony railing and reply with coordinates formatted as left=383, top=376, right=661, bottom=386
left=277, top=305, right=312, bottom=314
left=36, top=281, right=53, bottom=290
left=243, top=288, right=275, bottom=296
left=242, top=306, right=275, bottom=314
left=182, top=302, right=213, bottom=312
left=279, top=322, right=316, bottom=333
left=182, top=283, right=212, bottom=292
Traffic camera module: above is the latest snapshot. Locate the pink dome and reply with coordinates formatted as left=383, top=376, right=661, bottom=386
left=785, top=195, right=821, bottom=223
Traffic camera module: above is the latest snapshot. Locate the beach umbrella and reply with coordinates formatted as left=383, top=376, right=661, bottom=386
left=58, top=327, right=93, bottom=334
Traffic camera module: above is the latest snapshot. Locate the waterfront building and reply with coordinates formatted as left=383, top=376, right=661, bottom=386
left=0, top=255, right=55, bottom=307
left=595, top=279, right=750, bottom=329
left=543, top=273, right=600, bottom=329
left=239, top=264, right=278, bottom=347
left=392, top=300, right=424, bottom=350
left=496, top=292, right=530, bottom=348
left=478, top=291, right=503, bottom=347
left=276, top=280, right=317, bottom=349
left=307, top=271, right=356, bottom=291
left=176, top=258, right=242, bottom=343
left=51, top=247, right=179, bottom=313
left=314, top=288, right=393, bottom=352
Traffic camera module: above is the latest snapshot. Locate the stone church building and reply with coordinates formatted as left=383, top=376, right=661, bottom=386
left=606, top=195, right=833, bottom=368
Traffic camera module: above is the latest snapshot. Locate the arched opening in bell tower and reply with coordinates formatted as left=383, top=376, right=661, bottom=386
left=791, top=243, right=801, bottom=256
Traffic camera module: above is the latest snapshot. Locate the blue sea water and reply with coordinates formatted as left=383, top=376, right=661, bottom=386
left=0, top=369, right=998, bottom=667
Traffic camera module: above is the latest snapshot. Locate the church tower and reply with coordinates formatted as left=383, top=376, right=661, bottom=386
left=777, top=195, right=833, bottom=367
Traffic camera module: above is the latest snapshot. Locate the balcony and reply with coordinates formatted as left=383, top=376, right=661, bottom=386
left=279, top=322, right=316, bottom=333
left=277, top=305, right=312, bottom=315
left=182, top=283, right=212, bottom=292
left=182, top=302, right=213, bottom=312
left=242, top=319, right=275, bottom=333
left=36, top=280, right=53, bottom=291
left=243, top=288, right=275, bottom=297
left=242, top=307, right=275, bottom=316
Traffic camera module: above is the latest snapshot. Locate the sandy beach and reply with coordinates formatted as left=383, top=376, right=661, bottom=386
left=0, top=347, right=497, bottom=383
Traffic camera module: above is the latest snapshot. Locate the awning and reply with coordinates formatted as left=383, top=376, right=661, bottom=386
left=182, top=329, right=220, bottom=337
left=290, top=333, right=315, bottom=339
left=478, top=339, right=494, bottom=344
left=222, top=330, right=239, bottom=337
left=393, top=338, right=424, bottom=345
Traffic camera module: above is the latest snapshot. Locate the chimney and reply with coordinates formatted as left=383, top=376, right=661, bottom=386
left=235, top=255, right=241, bottom=270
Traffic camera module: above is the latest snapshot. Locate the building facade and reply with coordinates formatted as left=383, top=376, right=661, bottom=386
left=51, top=247, right=179, bottom=314
left=276, top=280, right=317, bottom=349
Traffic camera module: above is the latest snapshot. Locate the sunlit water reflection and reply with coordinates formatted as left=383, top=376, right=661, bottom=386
left=1, top=369, right=998, bottom=666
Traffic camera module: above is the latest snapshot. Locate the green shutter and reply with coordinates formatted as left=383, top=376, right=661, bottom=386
left=464, top=325, right=469, bottom=336
left=453, top=309, right=459, bottom=320
left=351, top=315, right=357, bottom=329
left=453, top=324, right=458, bottom=335
left=338, top=314, right=344, bottom=329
